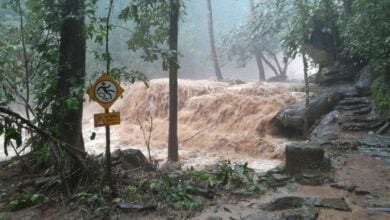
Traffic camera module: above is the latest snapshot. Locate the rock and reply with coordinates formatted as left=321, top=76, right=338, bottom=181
left=355, top=187, right=370, bottom=195
left=310, top=110, right=341, bottom=140
left=272, top=174, right=290, bottom=182
left=315, top=198, right=351, bottom=211
left=285, top=143, right=330, bottom=174
left=261, top=197, right=305, bottom=211
left=206, top=216, right=223, bottom=220
left=117, top=203, right=156, bottom=212
left=241, top=212, right=279, bottom=220
left=331, top=181, right=356, bottom=192
left=159, top=160, right=181, bottom=172
left=357, top=134, right=390, bottom=148
left=114, top=149, right=155, bottom=171
left=281, top=208, right=319, bottom=220
left=314, top=65, right=355, bottom=84
left=299, top=170, right=325, bottom=186
left=273, top=91, right=342, bottom=137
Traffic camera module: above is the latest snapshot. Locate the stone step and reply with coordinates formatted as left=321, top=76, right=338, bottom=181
left=336, top=103, right=371, bottom=111
left=339, top=97, right=370, bottom=106
left=342, top=121, right=384, bottom=131
left=340, top=116, right=380, bottom=124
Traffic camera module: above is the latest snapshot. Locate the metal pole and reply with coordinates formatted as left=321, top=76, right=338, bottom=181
left=105, top=108, right=112, bottom=188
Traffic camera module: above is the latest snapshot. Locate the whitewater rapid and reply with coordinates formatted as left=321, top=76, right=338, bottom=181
left=83, top=79, right=304, bottom=171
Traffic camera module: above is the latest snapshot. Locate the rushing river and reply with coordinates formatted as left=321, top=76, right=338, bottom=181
left=83, top=79, right=304, bottom=171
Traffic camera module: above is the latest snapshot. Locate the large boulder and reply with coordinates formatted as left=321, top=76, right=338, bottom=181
left=112, top=148, right=155, bottom=171
left=273, top=91, right=343, bottom=137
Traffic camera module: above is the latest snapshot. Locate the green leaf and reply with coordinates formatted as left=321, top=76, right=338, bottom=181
left=4, top=127, right=22, bottom=155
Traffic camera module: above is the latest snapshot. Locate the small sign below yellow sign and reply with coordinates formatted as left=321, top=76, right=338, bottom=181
left=94, top=112, right=121, bottom=127
left=87, top=74, right=124, bottom=110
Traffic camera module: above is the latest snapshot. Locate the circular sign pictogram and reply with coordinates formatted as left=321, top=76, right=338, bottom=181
left=95, top=81, right=118, bottom=103
left=87, top=74, right=124, bottom=110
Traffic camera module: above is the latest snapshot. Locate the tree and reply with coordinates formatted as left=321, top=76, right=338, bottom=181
left=53, top=0, right=86, bottom=151
left=218, top=0, right=292, bottom=81
left=206, top=0, right=223, bottom=81
left=167, top=0, right=180, bottom=162
left=119, top=0, right=183, bottom=162
left=250, top=0, right=265, bottom=81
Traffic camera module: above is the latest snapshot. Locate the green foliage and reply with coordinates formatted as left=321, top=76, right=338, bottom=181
left=214, top=160, right=261, bottom=193
left=119, top=0, right=184, bottom=71
left=218, top=0, right=292, bottom=68
left=372, top=74, right=390, bottom=113
left=76, top=192, right=111, bottom=214
left=32, top=144, right=50, bottom=167
left=149, top=161, right=262, bottom=209
left=339, top=0, right=390, bottom=114
left=9, top=193, right=46, bottom=211
left=149, top=175, right=202, bottom=209
left=278, top=114, right=290, bottom=127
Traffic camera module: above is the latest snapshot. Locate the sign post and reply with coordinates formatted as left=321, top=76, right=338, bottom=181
left=87, top=74, right=124, bottom=188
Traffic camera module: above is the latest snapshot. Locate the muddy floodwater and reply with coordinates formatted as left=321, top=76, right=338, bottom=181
left=83, top=79, right=305, bottom=171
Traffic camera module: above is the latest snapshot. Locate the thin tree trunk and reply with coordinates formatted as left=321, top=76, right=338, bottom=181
left=250, top=0, right=266, bottom=81
left=16, top=0, right=31, bottom=121
left=168, top=0, right=179, bottom=162
left=206, top=0, right=223, bottom=81
left=104, top=0, right=114, bottom=189
left=259, top=53, right=279, bottom=76
left=302, top=52, right=310, bottom=138
left=56, top=0, right=86, bottom=151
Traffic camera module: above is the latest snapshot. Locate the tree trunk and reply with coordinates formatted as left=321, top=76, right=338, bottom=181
left=168, top=0, right=179, bottom=162
left=56, top=0, right=86, bottom=151
left=302, top=52, right=310, bottom=138
left=250, top=0, right=266, bottom=81
left=206, top=0, right=223, bottom=81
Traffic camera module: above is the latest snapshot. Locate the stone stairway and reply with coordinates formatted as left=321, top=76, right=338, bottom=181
left=336, top=95, right=384, bottom=131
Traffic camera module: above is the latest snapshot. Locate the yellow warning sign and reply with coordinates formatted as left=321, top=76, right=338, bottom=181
left=87, top=74, right=124, bottom=110
left=94, top=112, right=121, bottom=127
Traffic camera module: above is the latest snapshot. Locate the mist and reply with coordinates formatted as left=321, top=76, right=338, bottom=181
left=87, top=0, right=305, bottom=82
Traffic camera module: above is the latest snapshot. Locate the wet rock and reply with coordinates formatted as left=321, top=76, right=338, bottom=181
left=357, top=134, right=390, bottom=148
left=160, top=160, right=181, bottom=173
left=299, top=170, right=325, bottom=186
left=273, top=91, right=342, bottom=137
left=261, top=197, right=306, bottom=211
left=310, top=110, right=341, bottom=140
left=206, top=216, right=223, bottom=220
left=331, top=181, right=356, bottom=192
left=314, top=198, right=351, bottom=211
left=314, top=65, right=354, bottom=84
left=117, top=203, right=156, bottom=212
left=357, top=134, right=390, bottom=162
left=241, top=212, right=279, bottom=220
left=354, top=187, right=371, bottom=195
left=285, top=143, right=330, bottom=174
left=272, top=174, right=291, bottom=182
left=113, top=149, right=155, bottom=171
left=281, top=208, right=319, bottom=220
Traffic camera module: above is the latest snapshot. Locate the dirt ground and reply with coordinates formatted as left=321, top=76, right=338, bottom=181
left=1, top=147, right=389, bottom=220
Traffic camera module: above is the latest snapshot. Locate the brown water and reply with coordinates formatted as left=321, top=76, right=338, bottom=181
left=83, top=79, right=305, bottom=171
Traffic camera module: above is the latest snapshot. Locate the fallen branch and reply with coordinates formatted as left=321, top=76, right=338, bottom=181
left=0, top=106, right=86, bottom=156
